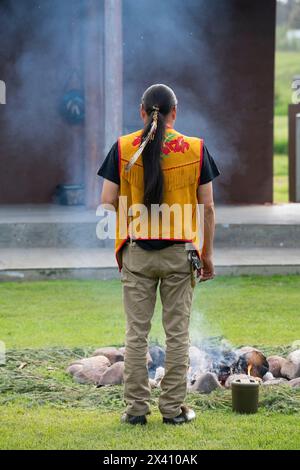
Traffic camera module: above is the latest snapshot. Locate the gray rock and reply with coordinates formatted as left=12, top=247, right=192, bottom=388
left=288, top=377, right=300, bottom=388
left=154, top=366, right=165, bottom=386
left=67, top=355, right=110, bottom=374
left=236, top=346, right=258, bottom=355
left=73, top=367, right=106, bottom=385
left=66, top=363, right=83, bottom=376
left=262, top=378, right=289, bottom=386
left=280, top=360, right=300, bottom=380
left=276, top=349, right=300, bottom=380
left=149, top=378, right=158, bottom=389
left=267, top=355, right=288, bottom=378
left=149, top=345, right=165, bottom=369
left=288, top=349, right=300, bottom=366
left=189, top=372, right=222, bottom=394
left=97, top=361, right=125, bottom=386
left=263, top=372, right=274, bottom=382
left=93, top=347, right=124, bottom=364
left=146, top=351, right=153, bottom=367
left=225, top=374, right=249, bottom=389
left=67, top=355, right=111, bottom=384
left=225, top=373, right=262, bottom=389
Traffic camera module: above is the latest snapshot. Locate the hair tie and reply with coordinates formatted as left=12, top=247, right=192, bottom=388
left=151, top=107, right=159, bottom=140
left=125, top=106, right=159, bottom=171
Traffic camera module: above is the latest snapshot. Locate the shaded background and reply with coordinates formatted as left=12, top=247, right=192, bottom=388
left=0, top=0, right=276, bottom=205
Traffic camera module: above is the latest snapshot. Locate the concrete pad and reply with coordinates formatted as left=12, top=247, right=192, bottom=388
left=0, top=246, right=299, bottom=281
left=216, top=204, right=300, bottom=225
left=1, top=203, right=300, bottom=224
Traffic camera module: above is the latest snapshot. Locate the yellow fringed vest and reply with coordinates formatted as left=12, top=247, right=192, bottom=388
left=115, top=128, right=203, bottom=269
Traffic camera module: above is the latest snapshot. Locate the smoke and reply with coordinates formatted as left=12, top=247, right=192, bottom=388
left=0, top=0, right=271, bottom=203
left=0, top=0, right=87, bottom=201
left=189, top=307, right=238, bottom=378
left=189, top=308, right=213, bottom=345
left=122, top=0, right=249, bottom=194
left=1, top=1, right=80, bottom=143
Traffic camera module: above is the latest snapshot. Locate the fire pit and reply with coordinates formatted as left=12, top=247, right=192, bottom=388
left=66, top=338, right=300, bottom=397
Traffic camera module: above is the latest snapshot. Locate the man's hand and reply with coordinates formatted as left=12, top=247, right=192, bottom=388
left=197, top=182, right=216, bottom=283
left=199, top=255, right=215, bottom=282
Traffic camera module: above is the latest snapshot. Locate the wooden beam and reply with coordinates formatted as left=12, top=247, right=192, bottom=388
left=104, top=0, right=123, bottom=154
left=288, top=104, right=300, bottom=202
left=83, top=0, right=104, bottom=208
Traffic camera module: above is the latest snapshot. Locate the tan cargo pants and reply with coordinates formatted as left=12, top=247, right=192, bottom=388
left=121, top=242, right=194, bottom=419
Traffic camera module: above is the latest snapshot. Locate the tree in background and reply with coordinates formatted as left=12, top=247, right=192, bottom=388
left=277, top=0, right=300, bottom=50
left=288, top=1, right=300, bottom=29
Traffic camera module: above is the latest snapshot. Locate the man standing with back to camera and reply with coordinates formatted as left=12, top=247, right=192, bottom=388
left=98, top=84, right=220, bottom=425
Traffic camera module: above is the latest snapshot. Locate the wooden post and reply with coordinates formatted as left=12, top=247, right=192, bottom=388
left=104, top=0, right=123, bottom=154
left=296, top=114, right=300, bottom=202
left=288, top=104, right=300, bottom=202
left=83, top=0, right=104, bottom=208
left=68, top=0, right=84, bottom=185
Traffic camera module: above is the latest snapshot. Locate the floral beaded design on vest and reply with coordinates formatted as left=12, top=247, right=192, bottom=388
left=132, top=132, right=190, bottom=156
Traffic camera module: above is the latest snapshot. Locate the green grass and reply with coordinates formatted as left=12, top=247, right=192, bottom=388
left=274, top=115, right=288, bottom=155
left=273, top=113, right=288, bottom=202
left=275, top=51, right=300, bottom=116
left=0, top=280, right=124, bottom=349
left=1, top=277, right=300, bottom=348
left=1, top=406, right=300, bottom=450
left=2, top=346, right=299, bottom=416
left=273, top=51, right=292, bottom=202
left=274, top=152, right=289, bottom=203
left=273, top=50, right=300, bottom=201
left=0, top=277, right=300, bottom=449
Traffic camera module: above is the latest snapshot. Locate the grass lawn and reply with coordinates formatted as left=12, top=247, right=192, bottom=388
left=275, top=51, right=300, bottom=117
left=273, top=114, right=288, bottom=202
left=1, top=406, right=300, bottom=450
left=274, top=115, right=288, bottom=155
left=0, top=277, right=300, bottom=450
left=273, top=50, right=300, bottom=202
left=274, top=152, right=288, bottom=203
left=274, top=112, right=289, bottom=204
left=1, top=276, right=300, bottom=348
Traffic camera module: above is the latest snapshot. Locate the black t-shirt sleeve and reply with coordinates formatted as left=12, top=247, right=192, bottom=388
left=200, top=144, right=220, bottom=185
left=97, top=140, right=220, bottom=187
left=97, top=141, right=120, bottom=185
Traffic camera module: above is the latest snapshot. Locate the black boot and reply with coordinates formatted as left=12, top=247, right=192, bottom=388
left=121, top=413, right=147, bottom=425
left=163, top=405, right=196, bottom=425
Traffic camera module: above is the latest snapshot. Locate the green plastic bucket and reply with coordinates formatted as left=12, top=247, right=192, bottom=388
left=231, top=378, right=259, bottom=414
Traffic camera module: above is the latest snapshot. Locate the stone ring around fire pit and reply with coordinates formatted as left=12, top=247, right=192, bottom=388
left=66, top=343, right=300, bottom=393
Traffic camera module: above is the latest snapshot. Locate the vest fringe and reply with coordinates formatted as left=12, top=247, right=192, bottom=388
left=164, top=162, right=199, bottom=191
left=121, top=162, right=144, bottom=189
left=121, top=161, right=199, bottom=191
